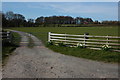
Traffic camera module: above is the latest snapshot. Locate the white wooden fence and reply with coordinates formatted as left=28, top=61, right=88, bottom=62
left=48, top=32, right=120, bottom=51
left=0, top=31, right=12, bottom=42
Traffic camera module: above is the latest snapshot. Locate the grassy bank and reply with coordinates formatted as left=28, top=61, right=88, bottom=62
left=47, top=45, right=119, bottom=63
left=2, top=32, right=21, bottom=62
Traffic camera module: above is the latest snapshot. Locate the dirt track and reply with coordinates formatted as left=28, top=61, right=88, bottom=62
left=2, top=30, right=118, bottom=78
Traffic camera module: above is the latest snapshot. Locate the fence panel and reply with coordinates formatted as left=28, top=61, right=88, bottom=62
left=48, top=32, right=120, bottom=51
left=0, top=31, right=12, bottom=42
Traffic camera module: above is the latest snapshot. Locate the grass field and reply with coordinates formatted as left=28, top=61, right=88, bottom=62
left=9, top=26, right=119, bottom=63
left=10, top=26, right=118, bottom=44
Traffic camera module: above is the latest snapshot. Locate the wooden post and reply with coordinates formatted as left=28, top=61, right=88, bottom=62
left=65, top=33, right=66, bottom=44
left=107, top=35, right=109, bottom=45
left=7, top=31, right=9, bottom=40
left=84, top=33, right=86, bottom=46
left=84, top=33, right=89, bottom=47
left=48, top=32, right=51, bottom=42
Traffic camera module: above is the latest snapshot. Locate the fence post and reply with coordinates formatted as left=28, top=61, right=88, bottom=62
left=106, top=35, right=109, bottom=45
left=84, top=33, right=86, bottom=46
left=48, top=32, right=51, bottom=42
left=65, top=33, right=66, bottom=44
left=7, top=31, right=9, bottom=40
left=84, top=33, right=89, bottom=47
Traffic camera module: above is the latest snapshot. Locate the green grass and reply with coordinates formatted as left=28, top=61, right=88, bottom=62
left=48, top=45, right=119, bottom=63
left=2, top=32, right=21, bottom=63
left=10, top=26, right=118, bottom=44
left=8, top=26, right=119, bottom=63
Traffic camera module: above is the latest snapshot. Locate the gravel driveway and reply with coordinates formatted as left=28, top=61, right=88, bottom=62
left=2, top=30, right=118, bottom=78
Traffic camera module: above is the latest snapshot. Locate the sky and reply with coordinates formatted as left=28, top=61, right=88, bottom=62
left=2, top=2, right=118, bottom=21
left=2, top=0, right=120, bottom=2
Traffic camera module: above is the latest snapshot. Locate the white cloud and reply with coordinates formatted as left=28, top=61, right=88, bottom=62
left=26, top=2, right=118, bottom=20
left=2, top=0, right=120, bottom=2
left=48, top=3, right=118, bottom=15
left=25, top=2, right=118, bottom=17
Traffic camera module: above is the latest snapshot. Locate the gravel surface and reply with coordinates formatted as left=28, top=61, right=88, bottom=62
left=2, top=30, right=118, bottom=78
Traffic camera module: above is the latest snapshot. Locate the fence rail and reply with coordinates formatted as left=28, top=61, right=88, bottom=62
left=48, top=32, right=120, bottom=51
left=0, top=31, right=12, bottom=42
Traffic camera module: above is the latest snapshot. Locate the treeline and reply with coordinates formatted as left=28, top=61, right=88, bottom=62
left=2, top=11, right=35, bottom=27
left=1, top=11, right=119, bottom=27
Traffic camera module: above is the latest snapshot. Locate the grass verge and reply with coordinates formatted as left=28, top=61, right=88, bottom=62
left=47, top=45, right=119, bottom=63
left=2, top=32, right=21, bottom=64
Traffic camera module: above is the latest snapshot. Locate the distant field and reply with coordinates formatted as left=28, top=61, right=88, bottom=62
left=10, top=26, right=118, bottom=44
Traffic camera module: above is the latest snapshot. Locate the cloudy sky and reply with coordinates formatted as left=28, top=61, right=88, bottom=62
left=2, top=2, right=118, bottom=21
